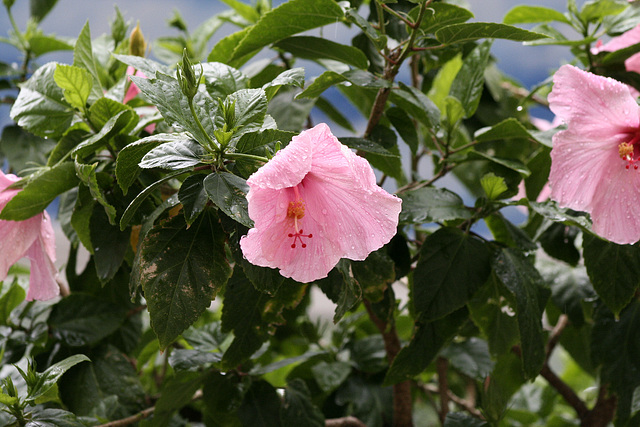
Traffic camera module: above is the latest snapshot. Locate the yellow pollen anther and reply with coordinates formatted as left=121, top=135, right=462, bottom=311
left=619, top=142, right=634, bottom=159
left=287, top=200, right=305, bottom=219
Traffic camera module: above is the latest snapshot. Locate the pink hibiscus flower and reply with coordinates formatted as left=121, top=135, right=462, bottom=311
left=0, top=170, right=59, bottom=300
left=240, top=123, right=402, bottom=283
left=548, top=64, right=640, bottom=244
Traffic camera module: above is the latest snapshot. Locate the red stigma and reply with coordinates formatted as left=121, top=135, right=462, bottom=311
left=289, top=229, right=312, bottom=249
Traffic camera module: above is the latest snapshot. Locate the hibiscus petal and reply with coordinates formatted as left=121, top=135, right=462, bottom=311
left=589, top=165, right=640, bottom=244
left=25, top=232, right=59, bottom=301
left=0, top=171, right=20, bottom=209
left=241, top=186, right=339, bottom=283
left=0, top=216, right=40, bottom=280
left=301, top=124, right=401, bottom=260
left=549, top=129, right=621, bottom=211
left=548, top=65, right=639, bottom=138
left=246, top=132, right=313, bottom=190
left=592, top=24, right=640, bottom=55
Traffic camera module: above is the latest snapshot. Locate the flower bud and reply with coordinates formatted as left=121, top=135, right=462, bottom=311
left=129, top=22, right=147, bottom=57
left=178, top=48, right=200, bottom=100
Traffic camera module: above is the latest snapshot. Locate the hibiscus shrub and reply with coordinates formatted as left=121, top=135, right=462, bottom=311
left=2, top=0, right=640, bottom=425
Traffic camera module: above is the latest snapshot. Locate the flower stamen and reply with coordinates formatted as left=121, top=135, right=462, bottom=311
left=286, top=188, right=312, bottom=248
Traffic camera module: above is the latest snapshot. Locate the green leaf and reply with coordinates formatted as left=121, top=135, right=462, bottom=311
left=345, top=8, right=387, bottom=50
left=112, top=54, right=171, bottom=78
left=416, top=3, right=475, bottom=34
left=492, top=248, right=550, bottom=379
left=132, top=73, right=218, bottom=147
left=274, top=36, right=369, bottom=69
left=74, top=160, right=117, bottom=224
left=87, top=97, right=133, bottom=130
left=469, top=151, right=530, bottom=177
left=480, top=172, right=508, bottom=199
left=89, top=205, right=130, bottom=283
left=435, top=22, right=549, bottom=45
left=413, top=227, right=491, bottom=321
left=389, top=82, right=440, bottom=130
left=202, top=372, right=244, bottom=426
left=485, top=212, right=537, bottom=251
left=282, top=379, right=325, bottom=427
left=399, top=187, right=471, bottom=224
left=297, top=69, right=391, bottom=99
left=178, top=174, right=209, bottom=225
left=153, top=371, right=206, bottom=426
left=53, top=64, right=92, bottom=111
left=48, top=294, right=127, bottom=346
left=0, top=279, right=25, bottom=326
left=58, top=345, right=145, bottom=418
left=29, top=0, right=58, bottom=22
left=132, top=210, right=231, bottom=349
left=591, top=302, right=640, bottom=422
left=73, top=109, right=138, bottom=158
left=580, top=0, right=628, bottom=23
left=215, top=0, right=344, bottom=64
left=204, top=172, right=252, bottom=228
left=316, top=259, right=362, bottom=323
left=238, top=380, right=282, bottom=427
left=385, top=308, right=468, bottom=385
left=219, top=0, right=260, bottom=23
left=352, top=249, right=395, bottom=302
left=25, top=408, right=89, bottom=427
left=310, top=361, right=352, bottom=393
left=262, top=68, right=305, bottom=101
left=0, top=162, right=78, bottom=220
left=468, top=277, right=520, bottom=355
left=474, top=117, right=537, bottom=142
left=28, top=355, right=90, bottom=402
left=386, top=107, right=418, bottom=154
left=119, top=169, right=186, bottom=230
left=70, top=185, right=95, bottom=253
left=539, top=222, right=581, bottom=266
left=228, top=88, right=268, bottom=135
left=366, top=125, right=405, bottom=183
left=529, top=200, right=592, bottom=231
left=450, top=40, right=491, bottom=117
left=440, top=338, right=494, bottom=380
left=72, top=22, right=103, bottom=102
left=503, top=6, right=571, bottom=24
left=139, top=139, right=206, bottom=170
left=0, top=125, right=55, bottom=174
left=583, top=234, right=640, bottom=315
left=115, top=133, right=183, bottom=194
left=338, top=137, right=399, bottom=157
left=10, top=62, right=75, bottom=138
left=201, top=61, right=248, bottom=98
left=220, top=270, right=306, bottom=368
left=28, top=35, right=73, bottom=57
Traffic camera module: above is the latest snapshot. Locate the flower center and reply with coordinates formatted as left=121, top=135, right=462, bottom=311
left=286, top=186, right=312, bottom=249
left=620, top=132, right=640, bottom=170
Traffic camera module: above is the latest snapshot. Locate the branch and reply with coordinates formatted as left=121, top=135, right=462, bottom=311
left=97, top=390, right=203, bottom=427
left=420, top=383, right=485, bottom=420
left=325, top=416, right=368, bottom=427
left=363, top=299, right=413, bottom=427
left=437, top=357, right=449, bottom=424
left=539, top=364, right=589, bottom=419
left=97, top=407, right=155, bottom=427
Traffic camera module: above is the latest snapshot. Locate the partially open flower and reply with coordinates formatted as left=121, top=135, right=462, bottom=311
left=548, top=64, right=640, bottom=244
left=0, top=171, right=58, bottom=300
left=240, top=123, right=402, bottom=282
